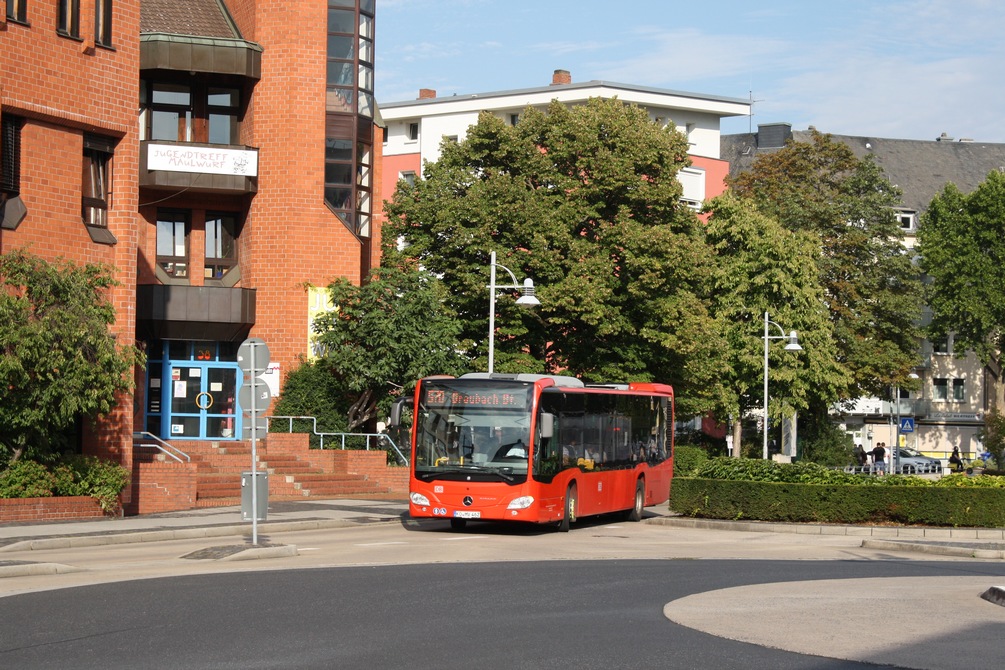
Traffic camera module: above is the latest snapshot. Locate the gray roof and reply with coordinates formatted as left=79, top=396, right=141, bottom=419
left=141, top=0, right=241, bottom=39
left=722, top=124, right=1005, bottom=213
left=380, top=80, right=749, bottom=111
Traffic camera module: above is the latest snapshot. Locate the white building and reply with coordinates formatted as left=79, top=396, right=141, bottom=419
left=378, top=69, right=750, bottom=215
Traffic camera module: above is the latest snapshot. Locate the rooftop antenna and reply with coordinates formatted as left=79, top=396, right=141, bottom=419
left=748, top=89, right=764, bottom=134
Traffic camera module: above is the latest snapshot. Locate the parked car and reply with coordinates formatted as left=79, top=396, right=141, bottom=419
left=895, top=447, right=942, bottom=474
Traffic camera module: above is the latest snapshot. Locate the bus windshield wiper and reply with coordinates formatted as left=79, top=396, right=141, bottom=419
left=418, top=465, right=514, bottom=482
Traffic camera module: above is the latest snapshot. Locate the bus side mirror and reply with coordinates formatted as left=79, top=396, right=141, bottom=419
left=538, top=412, right=554, bottom=439
left=390, top=396, right=412, bottom=427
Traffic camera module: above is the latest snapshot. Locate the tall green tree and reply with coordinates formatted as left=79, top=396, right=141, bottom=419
left=917, top=170, right=1005, bottom=366
left=703, top=194, right=847, bottom=452
left=383, top=98, right=728, bottom=417
left=730, top=131, right=923, bottom=407
left=301, top=264, right=469, bottom=430
left=0, top=250, right=142, bottom=466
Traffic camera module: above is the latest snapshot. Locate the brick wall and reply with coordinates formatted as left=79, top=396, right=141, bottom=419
left=125, top=461, right=199, bottom=515
left=334, top=450, right=409, bottom=496
left=0, top=497, right=105, bottom=522
left=267, top=433, right=407, bottom=495
left=0, top=2, right=141, bottom=493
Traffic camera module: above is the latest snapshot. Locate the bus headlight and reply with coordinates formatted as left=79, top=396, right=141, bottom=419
left=410, top=492, right=430, bottom=506
left=507, top=496, right=534, bottom=510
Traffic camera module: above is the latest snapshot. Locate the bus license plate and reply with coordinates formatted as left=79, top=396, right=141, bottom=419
left=454, top=510, right=481, bottom=519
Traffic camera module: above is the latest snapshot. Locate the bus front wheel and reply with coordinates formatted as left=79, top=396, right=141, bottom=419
left=558, top=483, right=577, bottom=532
left=627, top=479, right=645, bottom=522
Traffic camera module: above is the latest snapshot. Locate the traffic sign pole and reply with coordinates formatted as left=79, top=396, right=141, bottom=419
left=251, top=341, right=258, bottom=546
left=238, top=337, right=272, bottom=546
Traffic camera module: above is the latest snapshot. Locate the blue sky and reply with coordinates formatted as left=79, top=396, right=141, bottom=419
left=375, top=0, right=1005, bottom=142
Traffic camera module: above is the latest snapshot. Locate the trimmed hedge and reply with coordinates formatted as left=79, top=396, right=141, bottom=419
left=670, top=477, right=1005, bottom=527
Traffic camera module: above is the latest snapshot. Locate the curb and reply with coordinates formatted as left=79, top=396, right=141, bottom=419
left=0, top=517, right=395, bottom=553
left=862, top=539, right=1005, bottom=559
left=0, top=562, right=84, bottom=578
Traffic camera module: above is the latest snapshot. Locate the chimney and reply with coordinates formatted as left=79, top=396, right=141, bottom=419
left=551, top=69, right=572, bottom=86
left=418, top=88, right=437, bottom=100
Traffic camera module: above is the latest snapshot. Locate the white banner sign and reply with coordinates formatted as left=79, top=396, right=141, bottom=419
left=147, top=144, right=258, bottom=177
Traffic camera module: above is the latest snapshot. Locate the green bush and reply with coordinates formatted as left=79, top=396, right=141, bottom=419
left=673, top=445, right=708, bottom=476
left=54, top=455, right=129, bottom=513
left=670, top=458, right=1005, bottom=527
left=670, top=477, right=1005, bottom=526
left=0, top=460, right=56, bottom=498
left=1, top=456, right=129, bottom=514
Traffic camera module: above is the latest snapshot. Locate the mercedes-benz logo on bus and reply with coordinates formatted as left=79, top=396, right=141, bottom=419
left=462, top=496, right=473, bottom=507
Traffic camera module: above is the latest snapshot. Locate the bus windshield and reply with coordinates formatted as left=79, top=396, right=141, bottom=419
left=413, top=379, right=535, bottom=484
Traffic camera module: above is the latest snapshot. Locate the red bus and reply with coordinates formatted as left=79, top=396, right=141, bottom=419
left=392, top=373, right=674, bottom=531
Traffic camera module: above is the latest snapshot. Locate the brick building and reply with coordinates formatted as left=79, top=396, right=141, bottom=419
left=1, top=0, right=142, bottom=471
left=2, top=0, right=387, bottom=513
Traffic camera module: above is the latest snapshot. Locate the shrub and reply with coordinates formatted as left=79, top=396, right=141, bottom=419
left=1, top=456, right=129, bottom=514
left=673, top=445, right=708, bottom=476
left=0, top=460, right=56, bottom=498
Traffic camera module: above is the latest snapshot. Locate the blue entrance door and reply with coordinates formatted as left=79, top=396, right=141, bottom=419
left=167, top=364, right=239, bottom=439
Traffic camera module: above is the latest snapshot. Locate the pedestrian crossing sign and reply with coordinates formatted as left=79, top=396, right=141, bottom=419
left=900, top=417, right=915, bottom=433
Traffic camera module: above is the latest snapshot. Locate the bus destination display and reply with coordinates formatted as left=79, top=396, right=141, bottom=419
left=424, top=386, right=527, bottom=410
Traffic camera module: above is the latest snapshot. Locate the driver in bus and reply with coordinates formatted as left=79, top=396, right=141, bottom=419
left=563, top=438, right=580, bottom=465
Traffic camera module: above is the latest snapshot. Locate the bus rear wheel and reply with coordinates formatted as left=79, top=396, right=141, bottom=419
left=558, top=483, right=577, bottom=532
left=627, top=479, right=645, bottom=522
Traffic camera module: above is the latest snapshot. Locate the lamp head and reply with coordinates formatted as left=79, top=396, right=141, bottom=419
left=515, top=278, right=541, bottom=307
left=784, top=331, right=802, bottom=351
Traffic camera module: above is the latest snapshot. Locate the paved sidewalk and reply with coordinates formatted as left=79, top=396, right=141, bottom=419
left=3, top=500, right=1005, bottom=558
left=0, top=499, right=410, bottom=553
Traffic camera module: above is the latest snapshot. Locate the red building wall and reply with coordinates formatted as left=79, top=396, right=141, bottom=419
left=0, top=1, right=141, bottom=489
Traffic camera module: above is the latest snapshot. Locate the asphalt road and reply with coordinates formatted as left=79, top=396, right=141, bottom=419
left=1, top=514, right=1004, bottom=669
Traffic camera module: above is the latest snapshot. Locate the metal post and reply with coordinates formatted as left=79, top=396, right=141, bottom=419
left=763, top=311, right=770, bottom=460
left=488, top=250, right=498, bottom=374
left=250, top=342, right=258, bottom=546
left=894, top=385, right=901, bottom=474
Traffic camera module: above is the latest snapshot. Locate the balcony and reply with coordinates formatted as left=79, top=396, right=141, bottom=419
left=139, top=142, right=258, bottom=195
left=136, top=285, right=256, bottom=342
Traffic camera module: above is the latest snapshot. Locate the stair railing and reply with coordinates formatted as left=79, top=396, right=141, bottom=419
left=132, top=431, right=191, bottom=463
left=265, top=415, right=409, bottom=466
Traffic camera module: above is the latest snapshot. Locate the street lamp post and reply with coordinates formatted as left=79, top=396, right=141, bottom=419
left=763, top=311, right=803, bottom=460
left=487, top=250, right=541, bottom=374
left=892, top=373, right=920, bottom=473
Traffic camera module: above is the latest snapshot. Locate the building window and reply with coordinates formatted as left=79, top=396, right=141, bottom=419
left=145, top=82, right=192, bottom=142
left=399, top=171, right=416, bottom=187
left=897, top=210, right=916, bottom=231
left=205, top=212, right=238, bottom=280
left=94, top=0, right=111, bottom=47
left=6, top=0, right=28, bottom=23
left=57, top=0, right=79, bottom=38
left=407, top=122, right=419, bottom=141
left=952, top=378, right=965, bottom=402
left=324, top=1, right=376, bottom=238
left=932, top=336, right=950, bottom=354
left=141, top=82, right=241, bottom=145
left=82, top=134, right=116, bottom=244
left=933, top=378, right=948, bottom=402
left=156, top=210, right=189, bottom=279
left=207, top=87, right=240, bottom=145
left=1, top=114, right=27, bottom=231
left=509, top=114, right=520, bottom=126
left=1, top=115, right=22, bottom=198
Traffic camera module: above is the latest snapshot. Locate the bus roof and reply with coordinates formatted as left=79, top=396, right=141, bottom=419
left=455, top=374, right=673, bottom=396
left=458, top=373, right=584, bottom=388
